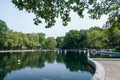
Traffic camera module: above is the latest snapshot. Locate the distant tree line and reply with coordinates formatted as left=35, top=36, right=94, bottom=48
left=0, top=19, right=57, bottom=50
left=56, top=27, right=120, bottom=52
left=0, top=19, right=120, bottom=51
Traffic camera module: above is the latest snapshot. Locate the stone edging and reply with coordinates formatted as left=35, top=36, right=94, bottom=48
left=88, top=58, right=105, bottom=80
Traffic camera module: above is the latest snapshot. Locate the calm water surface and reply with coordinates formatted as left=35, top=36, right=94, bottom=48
left=0, top=51, right=94, bottom=80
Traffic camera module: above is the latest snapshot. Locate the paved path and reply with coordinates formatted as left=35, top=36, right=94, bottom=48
left=93, top=58, right=120, bottom=80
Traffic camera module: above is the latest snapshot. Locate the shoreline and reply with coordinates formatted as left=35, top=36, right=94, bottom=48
left=0, top=50, right=37, bottom=53
left=88, top=58, right=105, bottom=80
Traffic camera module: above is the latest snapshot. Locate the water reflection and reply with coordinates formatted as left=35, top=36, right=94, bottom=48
left=0, top=51, right=94, bottom=80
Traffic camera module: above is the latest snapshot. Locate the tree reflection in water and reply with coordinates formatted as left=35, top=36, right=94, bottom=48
left=0, top=51, right=94, bottom=80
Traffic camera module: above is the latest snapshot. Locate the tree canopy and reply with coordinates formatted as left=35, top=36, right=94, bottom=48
left=12, top=0, right=120, bottom=28
left=0, top=20, right=8, bottom=49
left=86, top=27, right=108, bottom=49
left=0, top=19, right=57, bottom=50
left=0, top=20, right=120, bottom=51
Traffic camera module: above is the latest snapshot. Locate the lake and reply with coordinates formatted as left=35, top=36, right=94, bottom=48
left=0, top=51, right=94, bottom=80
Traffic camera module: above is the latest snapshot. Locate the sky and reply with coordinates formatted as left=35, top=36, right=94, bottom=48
left=0, top=0, right=108, bottom=38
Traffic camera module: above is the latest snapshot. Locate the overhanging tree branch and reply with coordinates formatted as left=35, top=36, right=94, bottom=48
left=12, top=0, right=120, bottom=28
